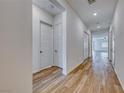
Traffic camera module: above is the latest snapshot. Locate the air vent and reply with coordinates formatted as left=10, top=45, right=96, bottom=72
left=88, top=0, right=96, bottom=4
left=49, top=0, right=65, bottom=11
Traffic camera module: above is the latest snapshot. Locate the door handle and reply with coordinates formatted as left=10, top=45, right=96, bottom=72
left=40, top=51, right=43, bottom=53
left=54, top=50, right=58, bottom=53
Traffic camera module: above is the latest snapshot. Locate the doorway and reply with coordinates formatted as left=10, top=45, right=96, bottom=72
left=83, top=31, right=89, bottom=59
left=32, top=0, right=66, bottom=74
left=54, top=22, right=63, bottom=68
left=92, top=31, right=109, bottom=62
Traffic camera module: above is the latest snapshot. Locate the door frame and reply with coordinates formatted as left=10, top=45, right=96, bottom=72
left=83, top=31, right=90, bottom=59
left=53, top=22, right=63, bottom=68
left=91, top=31, right=109, bottom=61
left=108, top=28, right=115, bottom=65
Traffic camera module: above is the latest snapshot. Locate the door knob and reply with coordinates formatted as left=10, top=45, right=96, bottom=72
left=40, top=51, right=43, bottom=53
left=54, top=50, right=58, bottom=53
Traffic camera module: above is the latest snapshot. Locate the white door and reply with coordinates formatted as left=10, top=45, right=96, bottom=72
left=112, top=31, right=115, bottom=65
left=54, top=23, right=63, bottom=68
left=40, top=22, right=53, bottom=69
left=83, top=32, right=89, bottom=59
left=109, top=30, right=115, bottom=65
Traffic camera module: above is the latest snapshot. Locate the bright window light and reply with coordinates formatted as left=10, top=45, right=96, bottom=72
left=93, top=13, right=97, bottom=16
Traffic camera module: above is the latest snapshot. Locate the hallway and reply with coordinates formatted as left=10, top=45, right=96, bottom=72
left=1, top=0, right=124, bottom=93
left=33, top=53, right=124, bottom=93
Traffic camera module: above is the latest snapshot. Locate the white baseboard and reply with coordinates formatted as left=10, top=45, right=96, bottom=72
left=32, top=65, right=53, bottom=74
left=113, top=68, right=124, bottom=90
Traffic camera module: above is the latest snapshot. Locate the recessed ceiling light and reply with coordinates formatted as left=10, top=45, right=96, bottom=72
left=93, top=13, right=97, bottom=16
left=97, top=26, right=101, bottom=29
left=88, top=0, right=96, bottom=5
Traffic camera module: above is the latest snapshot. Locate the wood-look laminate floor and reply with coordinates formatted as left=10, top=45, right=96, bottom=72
left=33, top=58, right=124, bottom=93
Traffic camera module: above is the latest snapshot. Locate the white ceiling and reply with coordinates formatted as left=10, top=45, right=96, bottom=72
left=33, top=0, right=65, bottom=16
left=66, top=0, right=118, bottom=31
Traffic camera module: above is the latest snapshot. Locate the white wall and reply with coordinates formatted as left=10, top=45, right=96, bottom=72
left=112, top=0, right=124, bottom=89
left=0, top=0, right=32, bottom=93
left=57, top=0, right=90, bottom=74
left=32, top=4, right=54, bottom=73
left=66, top=6, right=89, bottom=74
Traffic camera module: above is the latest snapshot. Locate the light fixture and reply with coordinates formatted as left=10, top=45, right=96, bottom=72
left=88, top=0, right=96, bottom=5
left=97, top=26, right=101, bottom=29
left=93, top=13, right=97, bottom=16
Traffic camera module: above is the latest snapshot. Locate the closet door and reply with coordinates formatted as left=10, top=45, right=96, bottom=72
left=54, top=23, right=63, bottom=68
left=83, top=32, right=89, bottom=59
left=40, top=22, right=53, bottom=69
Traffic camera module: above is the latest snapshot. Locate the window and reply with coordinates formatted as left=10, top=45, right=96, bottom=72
left=101, top=42, right=108, bottom=48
